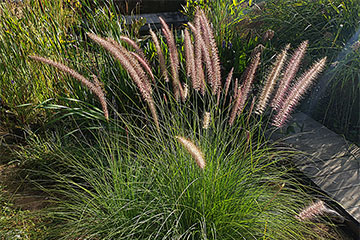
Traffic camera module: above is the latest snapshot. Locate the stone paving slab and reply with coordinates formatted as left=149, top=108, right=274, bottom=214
left=329, top=186, right=360, bottom=210
left=271, top=112, right=360, bottom=223
left=347, top=206, right=360, bottom=221
left=272, top=130, right=355, bottom=161
left=299, top=155, right=359, bottom=178
left=312, top=169, right=359, bottom=192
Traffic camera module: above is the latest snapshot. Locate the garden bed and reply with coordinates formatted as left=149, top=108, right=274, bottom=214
left=2, top=0, right=360, bottom=239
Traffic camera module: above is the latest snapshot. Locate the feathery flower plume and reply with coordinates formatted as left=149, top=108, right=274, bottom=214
left=183, top=83, right=189, bottom=100
left=240, top=49, right=262, bottom=108
left=233, top=78, right=239, bottom=100
left=87, top=33, right=159, bottom=130
left=296, top=200, right=341, bottom=222
left=273, top=57, right=326, bottom=127
left=295, top=201, right=326, bottom=221
left=255, top=44, right=289, bottom=115
left=224, top=67, right=234, bottom=98
left=272, top=41, right=308, bottom=111
left=184, top=29, right=197, bottom=91
left=249, top=96, right=256, bottom=116
left=105, top=37, right=152, bottom=97
left=200, top=36, right=215, bottom=91
left=197, top=9, right=211, bottom=50
left=119, top=35, right=146, bottom=59
left=184, top=29, right=193, bottom=76
left=190, top=18, right=206, bottom=94
left=106, top=39, right=153, bottom=86
left=188, top=22, right=214, bottom=94
left=229, top=85, right=244, bottom=126
left=149, top=29, right=169, bottom=83
left=130, top=52, right=155, bottom=83
left=198, top=9, right=221, bottom=95
left=159, top=17, right=184, bottom=101
left=91, top=75, right=102, bottom=91
left=29, top=55, right=109, bottom=120
left=176, top=136, right=205, bottom=169
left=197, top=25, right=206, bottom=96
left=229, top=49, right=262, bottom=126
left=202, top=111, right=211, bottom=129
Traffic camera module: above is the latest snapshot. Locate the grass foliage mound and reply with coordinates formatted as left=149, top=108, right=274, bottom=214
left=2, top=1, right=348, bottom=239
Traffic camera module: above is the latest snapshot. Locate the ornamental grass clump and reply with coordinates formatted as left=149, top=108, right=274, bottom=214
left=24, top=7, right=338, bottom=240
left=31, top=119, right=338, bottom=239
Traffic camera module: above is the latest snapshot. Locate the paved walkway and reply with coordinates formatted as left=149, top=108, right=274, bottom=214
left=270, top=112, right=360, bottom=224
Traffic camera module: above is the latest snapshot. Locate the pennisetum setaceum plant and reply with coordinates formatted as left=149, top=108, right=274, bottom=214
left=23, top=7, right=341, bottom=240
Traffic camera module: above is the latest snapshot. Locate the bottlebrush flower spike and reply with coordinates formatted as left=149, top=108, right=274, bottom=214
left=176, top=136, right=206, bottom=169
left=238, top=48, right=262, bottom=113
left=159, top=17, right=184, bottom=101
left=184, top=29, right=197, bottom=91
left=130, top=52, right=155, bottom=83
left=233, top=78, right=239, bottom=100
left=228, top=48, right=262, bottom=126
left=224, top=67, right=234, bottom=98
left=202, top=111, right=211, bottom=129
left=229, top=84, right=243, bottom=126
left=272, top=57, right=327, bottom=127
left=87, top=33, right=159, bottom=131
left=198, top=8, right=221, bottom=95
left=119, top=35, right=146, bottom=59
left=193, top=17, right=206, bottom=95
left=149, top=29, right=169, bottom=83
left=255, top=44, right=289, bottom=115
left=296, top=200, right=344, bottom=222
left=102, top=36, right=152, bottom=99
left=272, top=40, right=308, bottom=111
left=183, top=83, right=189, bottom=100
left=29, top=55, right=109, bottom=120
left=296, top=201, right=325, bottom=221
left=188, top=22, right=214, bottom=94
left=114, top=37, right=155, bottom=83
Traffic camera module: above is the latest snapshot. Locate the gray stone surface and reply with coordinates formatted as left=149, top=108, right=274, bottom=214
left=271, top=112, right=360, bottom=222
left=330, top=186, right=360, bottom=209
left=313, top=169, right=359, bottom=192
left=299, top=155, right=359, bottom=177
